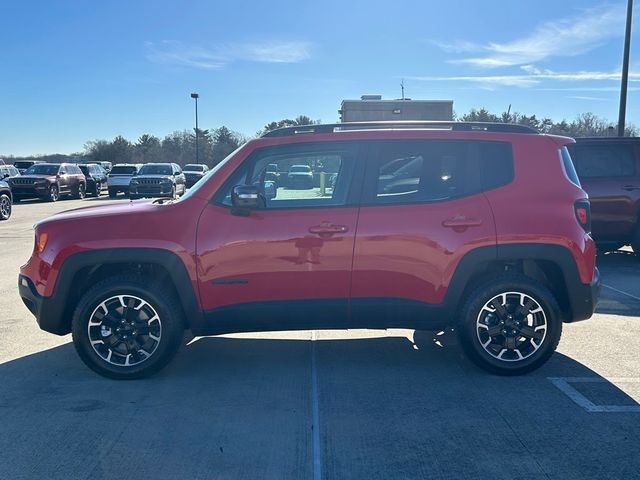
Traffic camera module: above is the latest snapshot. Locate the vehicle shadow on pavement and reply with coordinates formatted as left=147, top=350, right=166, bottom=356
left=1, top=332, right=638, bottom=480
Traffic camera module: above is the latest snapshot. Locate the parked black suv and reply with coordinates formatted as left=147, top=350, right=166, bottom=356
left=0, top=180, right=12, bottom=220
left=79, top=164, right=108, bottom=196
left=183, top=164, right=209, bottom=188
left=129, top=163, right=186, bottom=199
left=9, top=163, right=86, bottom=202
left=568, top=138, right=640, bottom=254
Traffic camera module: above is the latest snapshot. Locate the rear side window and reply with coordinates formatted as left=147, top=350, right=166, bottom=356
left=367, top=140, right=513, bottom=204
left=571, top=143, right=635, bottom=178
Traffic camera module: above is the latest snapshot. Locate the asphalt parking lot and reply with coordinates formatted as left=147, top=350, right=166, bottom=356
left=1, top=198, right=639, bottom=480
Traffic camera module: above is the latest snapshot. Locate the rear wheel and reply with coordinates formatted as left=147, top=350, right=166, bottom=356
left=71, top=275, right=185, bottom=379
left=0, top=193, right=11, bottom=220
left=75, top=183, right=86, bottom=199
left=94, top=182, right=101, bottom=196
left=457, top=275, right=562, bottom=375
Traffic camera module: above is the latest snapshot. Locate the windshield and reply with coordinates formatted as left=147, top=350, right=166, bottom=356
left=110, top=166, right=138, bottom=175
left=290, top=165, right=310, bottom=173
left=183, top=164, right=205, bottom=172
left=177, top=145, right=243, bottom=203
left=139, top=164, right=172, bottom=176
left=23, top=164, right=59, bottom=175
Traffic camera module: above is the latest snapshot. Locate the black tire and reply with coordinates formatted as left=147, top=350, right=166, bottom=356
left=75, top=183, right=86, bottom=199
left=94, top=182, right=101, bottom=197
left=71, top=275, right=185, bottom=379
left=48, top=184, right=59, bottom=202
left=0, top=193, right=11, bottom=220
left=108, top=189, right=117, bottom=198
left=457, top=275, right=562, bottom=375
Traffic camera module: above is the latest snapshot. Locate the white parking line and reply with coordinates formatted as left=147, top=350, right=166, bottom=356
left=548, top=377, right=640, bottom=413
left=311, top=331, right=322, bottom=480
left=603, top=283, right=640, bottom=302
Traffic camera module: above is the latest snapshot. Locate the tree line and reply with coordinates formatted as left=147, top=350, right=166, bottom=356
left=2, top=111, right=635, bottom=166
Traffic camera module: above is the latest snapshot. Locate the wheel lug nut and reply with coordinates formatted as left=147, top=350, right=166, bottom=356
left=512, top=330, right=517, bottom=334
left=502, top=329, right=507, bottom=335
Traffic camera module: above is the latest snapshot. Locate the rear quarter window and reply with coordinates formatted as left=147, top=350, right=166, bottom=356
left=560, top=147, right=581, bottom=187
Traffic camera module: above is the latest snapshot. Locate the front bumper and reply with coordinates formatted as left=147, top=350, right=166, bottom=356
left=566, top=267, right=601, bottom=322
left=11, top=185, right=50, bottom=199
left=18, top=275, right=69, bottom=335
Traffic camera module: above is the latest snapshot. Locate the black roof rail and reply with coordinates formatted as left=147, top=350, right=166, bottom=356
left=261, top=121, right=538, bottom=137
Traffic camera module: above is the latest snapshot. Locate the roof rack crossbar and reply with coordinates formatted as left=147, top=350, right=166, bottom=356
left=261, top=121, right=538, bottom=137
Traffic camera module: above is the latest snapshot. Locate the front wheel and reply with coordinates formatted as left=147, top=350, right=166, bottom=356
left=48, top=184, right=59, bottom=202
left=0, top=193, right=11, bottom=220
left=457, top=275, right=562, bottom=375
left=71, top=275, right=185, bottom=379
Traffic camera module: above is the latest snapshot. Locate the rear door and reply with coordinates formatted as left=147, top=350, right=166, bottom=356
left=351, top=140, right=505, bottom=327
left=570, top=142, right=640, bottom=241
left=196, top=141, right=362, bottom=331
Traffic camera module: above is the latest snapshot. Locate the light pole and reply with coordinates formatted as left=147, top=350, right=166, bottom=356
left=618, top=0, right=633, bottom=137
left=190, top=92, right=199, bottom=164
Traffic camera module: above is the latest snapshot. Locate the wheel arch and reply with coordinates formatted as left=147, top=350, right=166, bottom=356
left=46, top=248, right=201, bottom=335
left=445, top=243, right=592, bottom=323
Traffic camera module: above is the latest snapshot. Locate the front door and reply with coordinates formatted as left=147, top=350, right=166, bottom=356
left=196, top=141, right=362, bottom=332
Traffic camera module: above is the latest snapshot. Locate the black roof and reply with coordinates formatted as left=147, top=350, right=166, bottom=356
left=261, top=121, right=538, bottom=138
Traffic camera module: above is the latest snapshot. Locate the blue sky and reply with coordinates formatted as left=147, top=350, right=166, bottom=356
left=1, top=0, right=638, bottom=156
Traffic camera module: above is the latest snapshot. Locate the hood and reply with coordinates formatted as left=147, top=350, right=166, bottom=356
left=132, top=175, right=173, bottom=181
left=11, top=174, right=55, bottom=180
left=38, top=200, right=159, bottom=226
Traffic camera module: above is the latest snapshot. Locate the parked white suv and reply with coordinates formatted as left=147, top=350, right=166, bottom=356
left=107, top=164, right=142, bottom=198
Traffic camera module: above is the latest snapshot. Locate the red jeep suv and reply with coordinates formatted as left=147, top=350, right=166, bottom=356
left=18, top=122, right=600, bottom=379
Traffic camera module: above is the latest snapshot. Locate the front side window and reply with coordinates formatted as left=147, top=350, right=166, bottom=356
left=571, top=143, right=636, bottom=178
left=216, top=143, right=358, bottom=209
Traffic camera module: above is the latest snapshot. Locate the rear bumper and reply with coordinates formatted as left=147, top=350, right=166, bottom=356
left=18, top=275, right=68, bottom=335
left=566, top=267, right=601, bottom=322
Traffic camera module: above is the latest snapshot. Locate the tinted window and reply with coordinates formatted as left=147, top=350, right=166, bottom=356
left=183, top=164, right=205, bottom=172
left=79, top=165, right=89, bottom=175
left=216, top=143, right=357, bottom=209
left=14, top=161, right=35, bottom=170
left=560, top=147, right=581, bottom=187
left=368, top=140, right=512, bottom=204
left=110, top=165, right=138, bottom=175
left=571, top=143, right=635, bottom=178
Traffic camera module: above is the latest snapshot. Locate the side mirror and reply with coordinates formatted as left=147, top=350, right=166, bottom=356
left=231, top=185, right=263, bottom=215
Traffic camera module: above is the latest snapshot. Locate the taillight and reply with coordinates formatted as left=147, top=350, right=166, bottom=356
left=574, top=200, right=591, bottom=233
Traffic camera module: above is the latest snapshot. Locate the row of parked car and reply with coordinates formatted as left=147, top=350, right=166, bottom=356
left=0, top=160, right=211, bottom=220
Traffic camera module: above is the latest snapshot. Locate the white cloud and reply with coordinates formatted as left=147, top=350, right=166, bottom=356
left=437, top=5, right=625, bottom=68
left=568, top=96, right=610, bottom=101
left=146, top=40, right=310, bottom=69
left=406, top=68, right=640, bottom=89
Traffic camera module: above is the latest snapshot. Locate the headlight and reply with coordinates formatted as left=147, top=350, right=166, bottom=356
left=130, top=180, right=139, bottom=185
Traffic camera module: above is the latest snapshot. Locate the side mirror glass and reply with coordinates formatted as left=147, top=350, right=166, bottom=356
left=231, top=185, right=263, bottom=215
